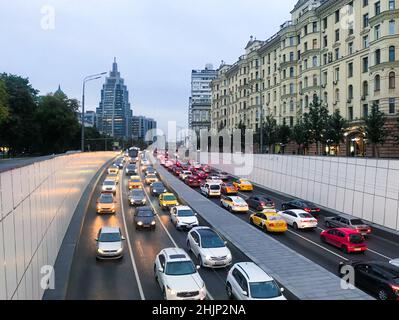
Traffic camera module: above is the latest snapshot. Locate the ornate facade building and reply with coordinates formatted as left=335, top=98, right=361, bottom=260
left=211, top=0, right=399, bottom=157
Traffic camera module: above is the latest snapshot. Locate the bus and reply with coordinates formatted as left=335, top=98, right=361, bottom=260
left=128, top=147, right=140, bottom=161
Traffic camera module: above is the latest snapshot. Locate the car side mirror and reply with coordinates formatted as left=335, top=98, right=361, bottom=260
left=224, top=241, right=228, bottom=245
left=121, top=236, right=126, bottom=241
left=158, top=267, right=164, bottom=273
left=95, top=238, right=98, bottom=241
left=195, top=213, right=198, bottom=216
left=241, top=290, right=248, bottom=297
left=196, top=265, right=201, bottom=270
left=281, top=288, right=285, bottom=292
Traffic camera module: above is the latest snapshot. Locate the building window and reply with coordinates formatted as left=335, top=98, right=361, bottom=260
left=312, top=56, right=318, bottom=67
left=305, top=95, right=309, bottom=108
left=335, top=10, right=340, bottom=23
left=363, top=81, right=369, bottom=96
left=348, top=85, right=354, bottom=100
left=363, top=104, right=368, bottom=118
left=348, top=62, right=353, bottom=77
left=390, top=20, right=396, bottom=35
left=335, top=89, right=340, bottom=102
left=374, top=25, right=380, bottom=40
left=313, top=75, right=318, bottom=86
left=363, top=14, right=369, bottom=28
left=348, top=107, right=353, bottom=121
left=363, top=57, right=368, bottom=73
left=389, top=46, right=396, bottom=62
left=348, top=42, right=354, bottom=55
left=335, top=29, right=340, bottom=42
left=335, top=48, right=340, bottom=60
left=389, top=0, right=395, bottom=10
left=375, top=1, right=381, bottom=15
left=375, top=75, right=381, bottom=92
left=363, top=0, right=368, bottom=7
left=389, top=98, right=396, bottom=113
left=375, top=49, right=381, bottom=65
left=389, top=72, right=396, bottom=89
left=363, top=35, right=369, bottom=48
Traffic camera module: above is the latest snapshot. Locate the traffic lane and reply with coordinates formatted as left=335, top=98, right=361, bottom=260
left=120, top=170, right=174, bottom=300
left=139, top=167, right=233, bottom=300
left=66, top=172, right=141, bottom=300
left=245, top=185, right=397, bottom=261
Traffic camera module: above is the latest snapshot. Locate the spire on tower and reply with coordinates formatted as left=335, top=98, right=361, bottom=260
left=112, top=57, right=118, bottom=72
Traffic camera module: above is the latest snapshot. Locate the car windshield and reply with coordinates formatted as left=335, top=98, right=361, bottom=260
left=164, top=195, right=176, bottom=201
left=178, top=209, right=194, bottom=217
left=234, top=198, right=246, bottom=204
left=224, top=183, right=234, bottom=187
left=201, top=233, right=225, bottom=248
left=350, top=219, right=364, bottom=225
left=131, top=179, right=141, bottom=183
left=104, top=180, right=115, bottom=186
left=137, top=210, right=154, bottom=217
left=298, top=213, right=313, bottom=218
left=153, top=183, right=165, bottom=189
left=147, top=174, right=156, bottom=178
left=349, top=234, right=364, bottom=244
left=210, top=185, right=220, bottom=190
left=99, top=196, right=113, bottom=203
left=99, top=232, right=121, bottom=242
left=131, top=190, right=144, bottom=197
left=250, top=281, right=281, bottom=299
left=303, top=201, right=316, bottom=207
left=267, top=215, right=282, bottom=221
left=165, top=261, right=196, bottom=276
left=127, top=165, right=136, bottom=169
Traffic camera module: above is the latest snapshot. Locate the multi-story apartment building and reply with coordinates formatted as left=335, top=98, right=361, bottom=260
left=211, top=0, right=399, bottom=157
left=132, top=115, right=157, bottom=142
left=96, top=58, right=133, bottom=140
left=188, top=64, right=218, bottom=135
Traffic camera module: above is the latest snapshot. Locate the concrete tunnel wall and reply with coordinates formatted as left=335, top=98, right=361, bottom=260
left=0, top=152, right=117, bottom=300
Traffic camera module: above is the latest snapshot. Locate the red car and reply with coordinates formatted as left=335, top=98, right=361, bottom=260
left=172, top=166, right=182, bottom=176
left=185, top=175, right=201, bottom=187
left=320, top=228, right=367, bottom=254
left=196, top=170, right=209, bottom=180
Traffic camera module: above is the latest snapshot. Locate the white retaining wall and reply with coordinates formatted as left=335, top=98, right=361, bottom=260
left=0, top=152, right=116, bottom=300
left=204, top=152, right=399, bottom=232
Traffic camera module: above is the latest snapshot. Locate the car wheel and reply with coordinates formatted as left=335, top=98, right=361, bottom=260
left=320, top=235, right=326, bottom=243
left=342, top=245, right=349, bottom=254
left=162, top=287, right=167, bottom=300
left=249, top=218, right=254, bottom=225
left=263, top=224, right=268, bottom=233
left=198, top=255, right=204, bottom=267
left=293, top=222, right=299, bottom=230
left=378, top=289, right=389, bottom=301
left=226, top=283, right=234, bottom=300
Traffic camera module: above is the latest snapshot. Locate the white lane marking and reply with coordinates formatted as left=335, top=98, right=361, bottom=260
left=120, top=170, right=146, bottom=300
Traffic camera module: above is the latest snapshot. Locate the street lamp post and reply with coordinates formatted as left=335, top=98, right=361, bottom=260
left=81, top=72, right=107, bottom=152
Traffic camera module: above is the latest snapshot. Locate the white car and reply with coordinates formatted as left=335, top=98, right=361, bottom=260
left=226, top=262, right=286, bottom=300
left=170, top=206, right=199, bottom=230
left=101, top=179, right=117, bottom=195
left=154, top=248, right=207, bottom=300
left=220, top=195, right=249, bottom=213
left=179, top=170, right=192, bottom=181
left=390, top=259, right=399, bottom=267
left=206, top=176, right=223, bottom=185
left=186, top=227, right=232, bottom=268
left=278, top=209, right=318, bottom=230
left=200, top=183, right=221, bottom=198
left=95, top=227, right=125, bottom=260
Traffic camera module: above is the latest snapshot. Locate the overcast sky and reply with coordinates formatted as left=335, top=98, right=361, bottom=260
left=0, top=0, right=295, bottom=133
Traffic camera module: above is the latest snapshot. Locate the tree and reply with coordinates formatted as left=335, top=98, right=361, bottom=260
left=323, top=110, right=347, bottom=155
left=262, top=114, right=278, bottom=153
left=291, top=116, right=311, bottom=155
left=0, top=79, right=9, bottom=126
left=364, top=102, right=387, bottom=158
left=276, top=123, right=291, bottom=154
left=307, top=95, right=329, bottom=155
left=35, top=94, right=80, bottom=154
left=0, top=74, right=39, bottom=156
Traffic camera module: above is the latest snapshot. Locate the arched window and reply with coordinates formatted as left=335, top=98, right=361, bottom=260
left=323, top=92, right=328, bottom=104
left=363, top=81, right=369, bottom=96
left=389, top=72, right=396, bottom=89
left=389, top=46, right=395, bottom=62
left=375, top=75, right=381, bottom=91
left=348, top=85, right=354, bottom=99
left=313, top=74, right=318, bottom=86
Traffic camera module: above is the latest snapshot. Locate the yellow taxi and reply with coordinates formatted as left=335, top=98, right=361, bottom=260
left=128, top=176, right=142, bottom=190
left=232, top=178, right=254, bottom=191
left=159, top=193, right=179, bottom=211
left=108, top=166, right=119, bottom=175
left=106, top=172, right=120, bottom=184
left=249, top=210, right=287, bottom=233
left=221, top=182, right=239, bottom=195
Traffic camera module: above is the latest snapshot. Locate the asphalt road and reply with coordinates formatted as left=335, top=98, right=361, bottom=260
left=66, top=157, right=297, bottom=300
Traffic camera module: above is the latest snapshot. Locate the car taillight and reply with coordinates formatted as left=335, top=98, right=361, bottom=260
left=315, top=208, right=320, bottom=212
left=304, top=208, right=311, bottom=213
left=260, top=202, right=265, bottom=206
left=390, top=284, right=399, bottom=292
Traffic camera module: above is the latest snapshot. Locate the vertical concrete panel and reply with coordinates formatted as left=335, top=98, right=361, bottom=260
left=354, top=163, right=366, bottom=193
left=3, top=213, right=17, bottom=299
left=313, top=182, right=321, bottom=204
left=343, top=189, right=354, bottom=215
left=353, top=191, right=364, bottom=219
left=373, top=196, right=386, bottom=225
left=346, top=164, right=356, bottom=190
left=14, top=205, right=25, bottom=282
left=320, top=183, right=329, bottom=207
left=25, top=264, right=33, bottom=300
left=0, top=222, right=7, bottom=299
left=337, top=161, right=347, bottom=188
left=364, top=166, right=377, bottom=195
left=362, top=195, right=374, bottom=221
left=329, top=160, right=339, bottom=186
left=375, top=168, right=388, bottom=198
left=1, top=171, right=13, bottom=217
left=335, top=187, right=346, bottom=212
left=384, top=199, right=398, bottom=230
left=12, top=169, right=22, bottom=209
left=22, top=200, right=32, bottom=270
left=386, top=169, right=399, bottom=200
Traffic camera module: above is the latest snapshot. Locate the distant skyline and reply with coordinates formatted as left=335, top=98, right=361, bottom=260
left=0, top=0, right=295, bottom=133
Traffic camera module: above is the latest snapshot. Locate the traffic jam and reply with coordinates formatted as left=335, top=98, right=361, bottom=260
left=93, top=147, right=399, bottom=301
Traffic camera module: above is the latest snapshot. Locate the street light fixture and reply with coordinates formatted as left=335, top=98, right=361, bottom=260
left=81, top=72, right=107, bottom=152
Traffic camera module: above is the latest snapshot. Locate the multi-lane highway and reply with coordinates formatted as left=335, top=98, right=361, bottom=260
left=66, top=155, right=295, bottom=300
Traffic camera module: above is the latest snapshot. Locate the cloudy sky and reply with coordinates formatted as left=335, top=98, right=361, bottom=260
left=0, top=0, right=295, bottom=133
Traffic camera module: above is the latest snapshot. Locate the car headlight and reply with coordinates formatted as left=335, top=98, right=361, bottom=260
left=176, top=202, right=179, bottom=206
left=98, top=249, right=104, bottom=254
left=200, top=283, right=206, bottom=293
left=205, top=255, right=211, bottom=261
left=116, top=248, right=123, bottom=253
left=166, top=286, right=176, bottom=296
left=137, top=221, right=143, bottom=226
left=151, top=221, right=156, bottom=225
left=142, top=199, right=146, bottom=203
left=227, top=253, right=232, bottom=260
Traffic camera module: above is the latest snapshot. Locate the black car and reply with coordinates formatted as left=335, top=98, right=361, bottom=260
left=150, top=182, right=167, bottom=196
left=246, top=195, right=275, bottom=211
left=125, top=164, right=137, bottom=175
left=281, top=199, right=320, bottom=218
left=339, top=261, right=399, bottom=300
left=134, top=207, right=156, bottom=230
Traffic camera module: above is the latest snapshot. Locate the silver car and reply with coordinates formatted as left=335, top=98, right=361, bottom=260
left=128, top=189, right=147, bottom=206
left=96, top=227, right=125, bottom=260
left=325, top=215, right=372, bottom=236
